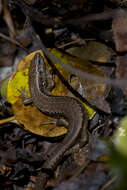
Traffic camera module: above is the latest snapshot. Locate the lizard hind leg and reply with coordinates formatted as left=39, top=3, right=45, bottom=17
left=42, top=118, right=69, bottom=159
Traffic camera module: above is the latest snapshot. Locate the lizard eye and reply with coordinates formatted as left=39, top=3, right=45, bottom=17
left=42, top=81, right=46, bottom=86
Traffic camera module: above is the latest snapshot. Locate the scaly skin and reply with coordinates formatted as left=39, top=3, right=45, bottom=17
left=29, top=53, right=88, bottom=189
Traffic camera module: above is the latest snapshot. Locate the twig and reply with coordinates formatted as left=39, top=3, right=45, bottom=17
left=0, top=32, right=27, bottom=50
left=0, top=116, right=16, bottom=125
left=100, top=176, right=117, bottom=190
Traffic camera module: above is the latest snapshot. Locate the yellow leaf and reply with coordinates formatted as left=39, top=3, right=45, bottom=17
left=12, top=98, right=67, bottom=137
left=7, top=50, right=43, bottom=104
left=7, top=69, right=29, bottom=104
left=6, top=49, right=96, bottom=136
left=6, top=50, right=67, bottom=137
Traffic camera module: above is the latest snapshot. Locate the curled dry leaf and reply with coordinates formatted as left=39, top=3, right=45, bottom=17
left=65, top=41, right=112, bottom=98
left=51, top=43, right=112, bottom=113
left=51, top=46, right=106, bottom=100
left=65, top=41, right=113, bottom=112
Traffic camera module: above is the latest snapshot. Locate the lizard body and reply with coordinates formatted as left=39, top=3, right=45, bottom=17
left=29, top=53, right=88, bottom=189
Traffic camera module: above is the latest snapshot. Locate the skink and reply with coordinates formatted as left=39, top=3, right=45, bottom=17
left=29, top=53, right=88, bottom=189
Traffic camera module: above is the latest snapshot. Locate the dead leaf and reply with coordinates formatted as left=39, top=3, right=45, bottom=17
left=12, top=98, right=67, bottom=137
left=65, top=42, right=113, bottom=112
left=51, top=47, right=111, bottom=112
left=67, top=41, right=112, bottom=63
left=51, top=48, right=106, bottom=100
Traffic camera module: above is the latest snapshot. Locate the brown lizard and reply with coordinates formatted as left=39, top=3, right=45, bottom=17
left=29, top=53, right=88, bottom=189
